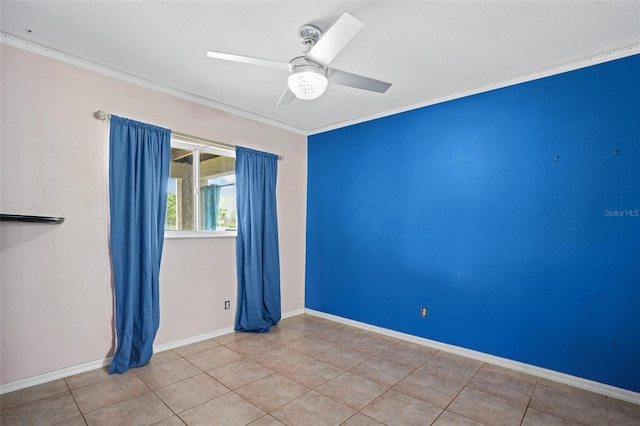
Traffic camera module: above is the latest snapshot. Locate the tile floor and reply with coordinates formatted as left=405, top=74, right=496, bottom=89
left=1, top=314, right=639, bottom=425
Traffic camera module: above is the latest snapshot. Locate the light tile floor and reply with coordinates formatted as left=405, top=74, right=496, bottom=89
left=1, top=314, right=639, bottom=425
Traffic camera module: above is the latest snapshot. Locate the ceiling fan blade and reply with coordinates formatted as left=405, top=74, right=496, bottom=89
left=306, top=12, right=364, bottom=66
left=328, top=69, right=392, bottom=93
left=206, top=51, right=289, bottom=70
left=276, top=86, right=296, bottom=106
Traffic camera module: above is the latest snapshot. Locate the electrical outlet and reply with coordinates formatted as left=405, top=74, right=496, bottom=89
left=224, top=300, right=230, bottom=310
left=420, top=307, right=428, bottom=318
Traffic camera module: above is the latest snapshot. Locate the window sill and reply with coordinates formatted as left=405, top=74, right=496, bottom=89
left=165, top=231, right=237, bottom=239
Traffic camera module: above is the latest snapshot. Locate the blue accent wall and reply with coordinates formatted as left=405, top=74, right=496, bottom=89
left=306, top=55, right=640, bottom=392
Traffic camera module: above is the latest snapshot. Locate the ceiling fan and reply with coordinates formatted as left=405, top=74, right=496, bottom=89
left=206, top=12, right=392, bottom=106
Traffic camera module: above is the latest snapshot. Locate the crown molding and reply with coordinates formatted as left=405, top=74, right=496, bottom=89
left=3, top=32, right=638, bottom=138
left=309, top=44, right=640, bottom=135
left=0, top=32, right=308, bottom=136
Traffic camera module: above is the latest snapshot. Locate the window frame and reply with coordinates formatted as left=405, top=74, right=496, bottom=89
left=165, top=138, right=237, bottom=239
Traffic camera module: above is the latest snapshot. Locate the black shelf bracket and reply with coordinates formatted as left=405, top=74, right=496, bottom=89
left=0, top=214, right=65, bottom=224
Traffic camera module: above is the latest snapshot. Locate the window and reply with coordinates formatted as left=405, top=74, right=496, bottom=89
left=165, top=139, right=236, bottom=236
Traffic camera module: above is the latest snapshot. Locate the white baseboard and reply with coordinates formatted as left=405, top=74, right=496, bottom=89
left=0, top=357, right=113, bottom=395
left=0, top=308, right=303, bottom=395
left=304, top=308, right=640, bottom=405
left=7, top=307, right=635, bottom=405
left=153, top=326, right=235, bottom=353
left=282, top=308, right=305, bottom=319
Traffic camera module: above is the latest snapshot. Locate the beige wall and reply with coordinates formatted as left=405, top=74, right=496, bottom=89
left=0, top=45, right=307, bottom=385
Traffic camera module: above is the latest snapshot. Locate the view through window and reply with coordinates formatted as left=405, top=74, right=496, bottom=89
left=165, top=140, right=236, bottom=234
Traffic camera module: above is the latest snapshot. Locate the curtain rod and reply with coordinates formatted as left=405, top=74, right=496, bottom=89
left=93, top=110, right=283, bottom=160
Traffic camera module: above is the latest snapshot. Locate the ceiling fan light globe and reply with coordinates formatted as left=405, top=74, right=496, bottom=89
left=288, top=69, right=328, bottom=100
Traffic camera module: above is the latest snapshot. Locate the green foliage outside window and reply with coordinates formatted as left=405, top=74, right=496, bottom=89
left=166, top=192, right=177, bottom=230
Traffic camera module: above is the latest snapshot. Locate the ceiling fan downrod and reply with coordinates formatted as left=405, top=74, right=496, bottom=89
left=298, top=25, right=322, bottom=52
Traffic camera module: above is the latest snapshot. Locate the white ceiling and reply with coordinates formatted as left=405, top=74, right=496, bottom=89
left=2, top=1, right=639, bottom=135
